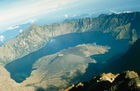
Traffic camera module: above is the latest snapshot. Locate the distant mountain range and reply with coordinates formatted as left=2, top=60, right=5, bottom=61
left=0, top=12, right=140, bottom=91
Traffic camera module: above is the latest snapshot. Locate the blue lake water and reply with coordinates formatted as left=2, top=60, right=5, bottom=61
left=5, top=31, right=129, bottom=83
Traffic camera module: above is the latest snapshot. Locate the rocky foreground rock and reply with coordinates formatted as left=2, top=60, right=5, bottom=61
left=61, top=71, right=140, bottom=91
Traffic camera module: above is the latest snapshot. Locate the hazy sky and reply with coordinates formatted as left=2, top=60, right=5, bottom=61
left=0, top=0, right=140, bottom=33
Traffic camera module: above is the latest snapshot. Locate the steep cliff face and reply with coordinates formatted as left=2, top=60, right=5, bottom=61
left=105, top=38, right=140, bottom=74
left=0, top=12, right=140, bottom=65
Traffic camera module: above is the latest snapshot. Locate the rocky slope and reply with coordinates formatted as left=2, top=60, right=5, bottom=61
left=0, top=12, right=140, bottom=65
left=61, top=71, right=140, bottom=91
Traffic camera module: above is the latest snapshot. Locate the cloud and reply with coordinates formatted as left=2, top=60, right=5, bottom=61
left=0, top=35, right=4, bottom=42
left=109, top=9, right=121, bottom=14
left=7, top=25, right=20, bottom=30
left=22, top=18, right=37, bottom=24
left=6, top=18, right=36, bottom=32
left=109, top=9, right=132, bottom=14
left=72, top=14, right=77, bottom=17
left=19, top=29, right=23, bottom=33
left=7, top=18, right=36, bottom=30
left=123, top=11, right=132, bottom=13
left=28, top=19, right=36, bottom=23
left=64, top=14, right=69, bottom=18
left=0, top=0, right=78, bottom=32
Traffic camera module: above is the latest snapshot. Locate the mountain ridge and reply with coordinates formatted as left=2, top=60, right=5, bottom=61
left=0, top=12, right=140, bottom=65
left=0, top=12, right=139, bottom=91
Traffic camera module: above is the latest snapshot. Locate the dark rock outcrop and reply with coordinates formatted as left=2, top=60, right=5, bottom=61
left=61, top=71, right=140, bottom=91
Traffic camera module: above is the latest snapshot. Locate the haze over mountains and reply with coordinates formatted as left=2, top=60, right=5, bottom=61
left=0, top=12, right=140, bottom=91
